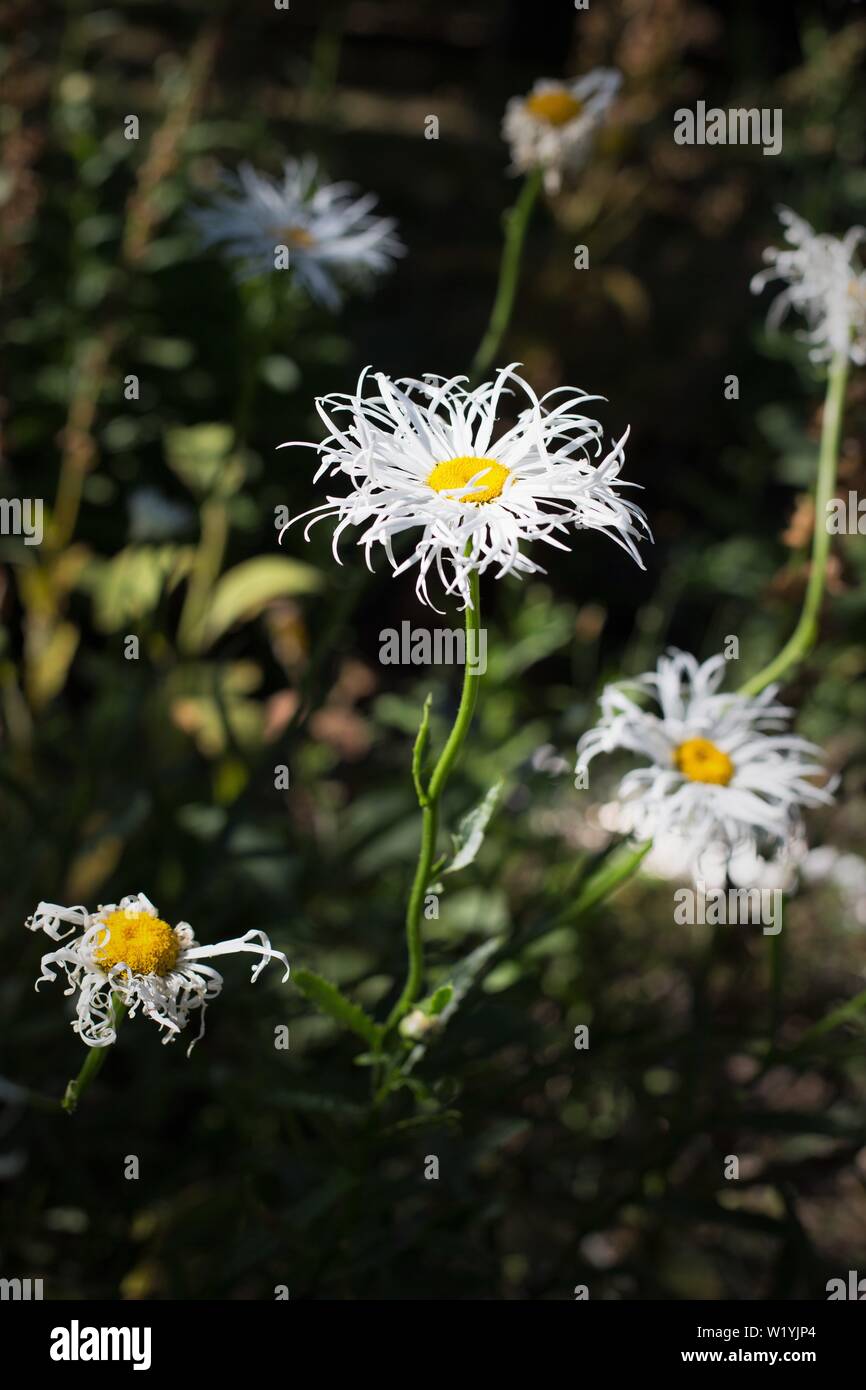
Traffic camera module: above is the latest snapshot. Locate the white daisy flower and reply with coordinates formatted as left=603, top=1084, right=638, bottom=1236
left=631, top=822, right=803, bottom=893
left=502, top=69, right=621, bottom=193
left=577, top=650, right=832, bottom=878
left=751, top=206, right=866, bottom=365
left=191, top=155, right=403, bottom=308
left=280, top=364, right=649, bottom=612
left=27, top=893, right=289, bottom=1053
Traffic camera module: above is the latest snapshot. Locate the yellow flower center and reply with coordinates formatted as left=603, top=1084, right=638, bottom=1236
left=673, top=737, right=734, bottom=786
left=94, top=910, right=180, bottom=977
left=525, top=89, right=584, bottom=127
left=427, top=455, right=510, bottom=504
left=277, top=225, right=315, bottom=248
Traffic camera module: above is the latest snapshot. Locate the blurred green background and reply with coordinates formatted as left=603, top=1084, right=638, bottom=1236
left=2, top=0, right=866, bottom=1300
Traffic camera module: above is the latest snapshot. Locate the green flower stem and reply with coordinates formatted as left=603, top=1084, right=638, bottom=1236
left=470, top=169, right=543, bottom=381
left=384, top=569, right=483, bottom=1033
left=62, top=997, right=126, bottom=1114
left=739, top=350, right=850, bottom=697
left=768, top=900, right=785, bottom=1049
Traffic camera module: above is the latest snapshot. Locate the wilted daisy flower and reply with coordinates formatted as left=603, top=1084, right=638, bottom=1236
left=577, top=650, right=832, bottom=877
left=27, top=893, right=289, bottom=1052
left=502, top=69, right=621, bottom=193
left=191, top=155, right=403, bottom=308
left=751, top=206, right=866, bottom=365
left=280, top=364, right=649, bottom=611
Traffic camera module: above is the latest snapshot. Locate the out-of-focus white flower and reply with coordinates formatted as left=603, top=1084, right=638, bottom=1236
left=191, top=156, right=403, bottom=308
left=531, top=743, right=572, bottom=777
left=502, top=69, right=621, bottom=193
left=281, top=364, right=648, bottom=612
left=802, top=846, right=866, bottom=927
left=577, top=650, right=832, bottom=880
left=27, top=893, right=289, bottom=1052
left=634, top=824, right=803, bottom=892
left=751, top=206, right=866, bottom=365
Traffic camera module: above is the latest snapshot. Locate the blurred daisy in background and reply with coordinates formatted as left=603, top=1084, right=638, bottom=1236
left=281, top=363, right=649, bottom=611
left=801, top=845, right=866, bottom=928
left=751, top=206, right=866, bottom=365
left=27, top=893, right=289, bottom=1052
left=618, top=818, right=805, bottom=893
left=502, top=69, right=621, bottom=193
left=577, top=649, right=832, bottom=879
left=191, top=155, right=403, bottom=308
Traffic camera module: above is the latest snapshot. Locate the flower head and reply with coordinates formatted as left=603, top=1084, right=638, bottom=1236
left=27, top=893, right=289, bottom=1052
left=399, top=1008, right=443, bottom=1042
left=502, top=69, right=621, bottom=193
left=191, top=156, right=403, bottom=308
left=751, top=206, right=866, bottom=365
left=577, top=650, right=832, bottom=879
left=280, top=364, right=649, bottom=611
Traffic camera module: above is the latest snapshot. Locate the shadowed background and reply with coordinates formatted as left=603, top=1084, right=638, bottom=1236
left=1, top=0, right=865, bottom=1299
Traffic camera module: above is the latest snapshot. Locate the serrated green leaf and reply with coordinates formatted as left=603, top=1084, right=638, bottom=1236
left=293, top=969, right=381, bottom=1046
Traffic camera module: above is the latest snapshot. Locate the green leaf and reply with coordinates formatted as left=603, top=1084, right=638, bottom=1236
left=412, top=693, right=432, bottom=805
left=203, top=556, right=321, bottom=645
left=428, top=985, right=453, bottom=1016
left=164, top=423, right=245, bottom=498
left=444, top=779, right=503, bottom=874
left=80, top=545, right=193, bottom=631
left=293, top=969, right=381, bottom=1047
left=446, top=937, right=502, bottom=1006
left=563, top=840, right=652, bottom=921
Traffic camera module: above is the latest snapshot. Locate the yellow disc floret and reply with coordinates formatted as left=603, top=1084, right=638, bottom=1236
left=674, top=737, right=734, bottom=786
left=427, top=456, right=510, bottom=504
left=94, top=910, right=180, bottom=977
left=277, top=225, right=315, bottom=248
left=525, top=89, right=584, bottom=127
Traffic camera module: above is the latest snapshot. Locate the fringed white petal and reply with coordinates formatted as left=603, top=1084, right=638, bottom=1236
left=281, top=364, right=649, bottom=610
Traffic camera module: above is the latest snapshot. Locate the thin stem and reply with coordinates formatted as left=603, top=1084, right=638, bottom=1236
left=427, top=575, right=482, bottom=802
left=768, top=899, right=785, bottom=1049
left=739, top=350, right=850, bottom=696
left=384, top=569, right=482, bottom=1033
left=470, top=169, right=543, bottom=381
left=62, top=997, right=126, bottom=1114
